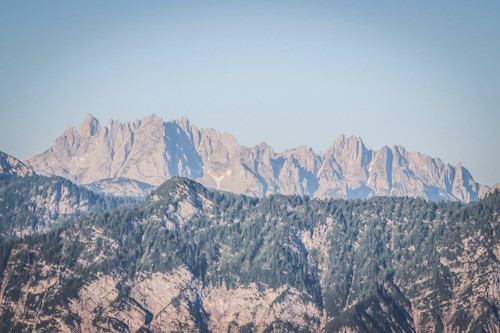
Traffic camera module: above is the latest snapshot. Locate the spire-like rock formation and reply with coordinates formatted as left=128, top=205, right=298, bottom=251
left=451, top=162, right=481, bottom=202
left=26, top=114, right=492, bottom=202
left=330, top=134, right=371, bottom=170
left=78, top=113, right=101, bottom=137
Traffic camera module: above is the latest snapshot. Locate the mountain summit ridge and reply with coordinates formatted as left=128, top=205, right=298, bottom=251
left=0, top=151, right=35, bottom=177
left=26, top=114, right=490, bottom=202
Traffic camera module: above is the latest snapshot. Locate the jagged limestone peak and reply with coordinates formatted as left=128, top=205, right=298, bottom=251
left=78, top=113, right=101, bottom=137
left=27, top=115, right=491, bottom=202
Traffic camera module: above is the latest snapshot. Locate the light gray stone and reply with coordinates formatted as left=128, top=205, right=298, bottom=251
left=27, top=114, right=490, bottom=202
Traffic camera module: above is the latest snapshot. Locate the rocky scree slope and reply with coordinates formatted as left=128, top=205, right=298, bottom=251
left=27, top=114, right=490, bottom=202
left=0, top=177, right=498, bottom=332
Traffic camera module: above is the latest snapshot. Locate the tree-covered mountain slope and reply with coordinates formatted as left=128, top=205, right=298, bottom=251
left=0, top=175, right=138, bottom=243
left=0, top=177, right=498, bottom=332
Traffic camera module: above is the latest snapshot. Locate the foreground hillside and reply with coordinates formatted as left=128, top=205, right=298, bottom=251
left=0, top=177, right=498, bottom=332
left=0, top=175, right=138, bottom=243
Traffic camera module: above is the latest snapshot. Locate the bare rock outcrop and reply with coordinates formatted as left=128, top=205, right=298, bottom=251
left=27, top=114, right=491, bottom=202
left=0, top=151, right=34, bottom=177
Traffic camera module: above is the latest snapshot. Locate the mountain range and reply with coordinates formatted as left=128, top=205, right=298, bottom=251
left=0, top=121, right=499, bottom=332
left=26, top=114, right=492, bottom=202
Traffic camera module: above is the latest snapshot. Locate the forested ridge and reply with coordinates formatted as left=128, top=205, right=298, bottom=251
left=0, top=175, right=138, bottom=243
left=0, top=176, right=498, bottom=332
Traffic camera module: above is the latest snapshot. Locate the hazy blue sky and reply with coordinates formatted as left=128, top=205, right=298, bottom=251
left=1, top=1, right=499, bottom=185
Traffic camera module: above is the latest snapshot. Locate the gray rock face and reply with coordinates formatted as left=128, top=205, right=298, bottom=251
left=0, top=151, right=34, bottom=177
left=27, top=114, right=490, bottom=202
left=84, top=178, right=156, bottom=198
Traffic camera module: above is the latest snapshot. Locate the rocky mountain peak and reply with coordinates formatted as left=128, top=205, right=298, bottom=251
left=178, top=115, right=190, bottom=128
left=141, top=113, right=163, bottom=126
left=0, top=151, right=35, bottom=177
left=332, top=133, right=362, bottom=144
left=254, top=141, right=273, bottom=153
left=283, top=145, right=320, bottom=172
left=328, top=134, right=370, bottom=169
left=333, top=133, right=346, bottom=143
left=174, top=115, right=201, bottom=147
left=454, top=162, right=470, bottom=182
left=149, top=176, right=204, bottom=203
left=78, top=113, right=100, bottom=137
left=27, top=115, right=492, bottom=202
left=392, top=144, right=406, bottom=155
left=62, top=125, right=78, bottom=137
left=331, top=134, right=366, bottom=154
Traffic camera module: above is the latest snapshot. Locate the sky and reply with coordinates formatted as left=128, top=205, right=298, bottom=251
left=0, top=1, right=499, bottom=185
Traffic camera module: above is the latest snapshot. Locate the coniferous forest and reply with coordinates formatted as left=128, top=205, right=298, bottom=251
left=0, top=176, right=498, bottom=332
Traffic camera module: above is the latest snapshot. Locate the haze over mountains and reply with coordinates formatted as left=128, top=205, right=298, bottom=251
left=27, top=114, right=490, bottom=202
left=0, top=118, right=499, bottom=332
